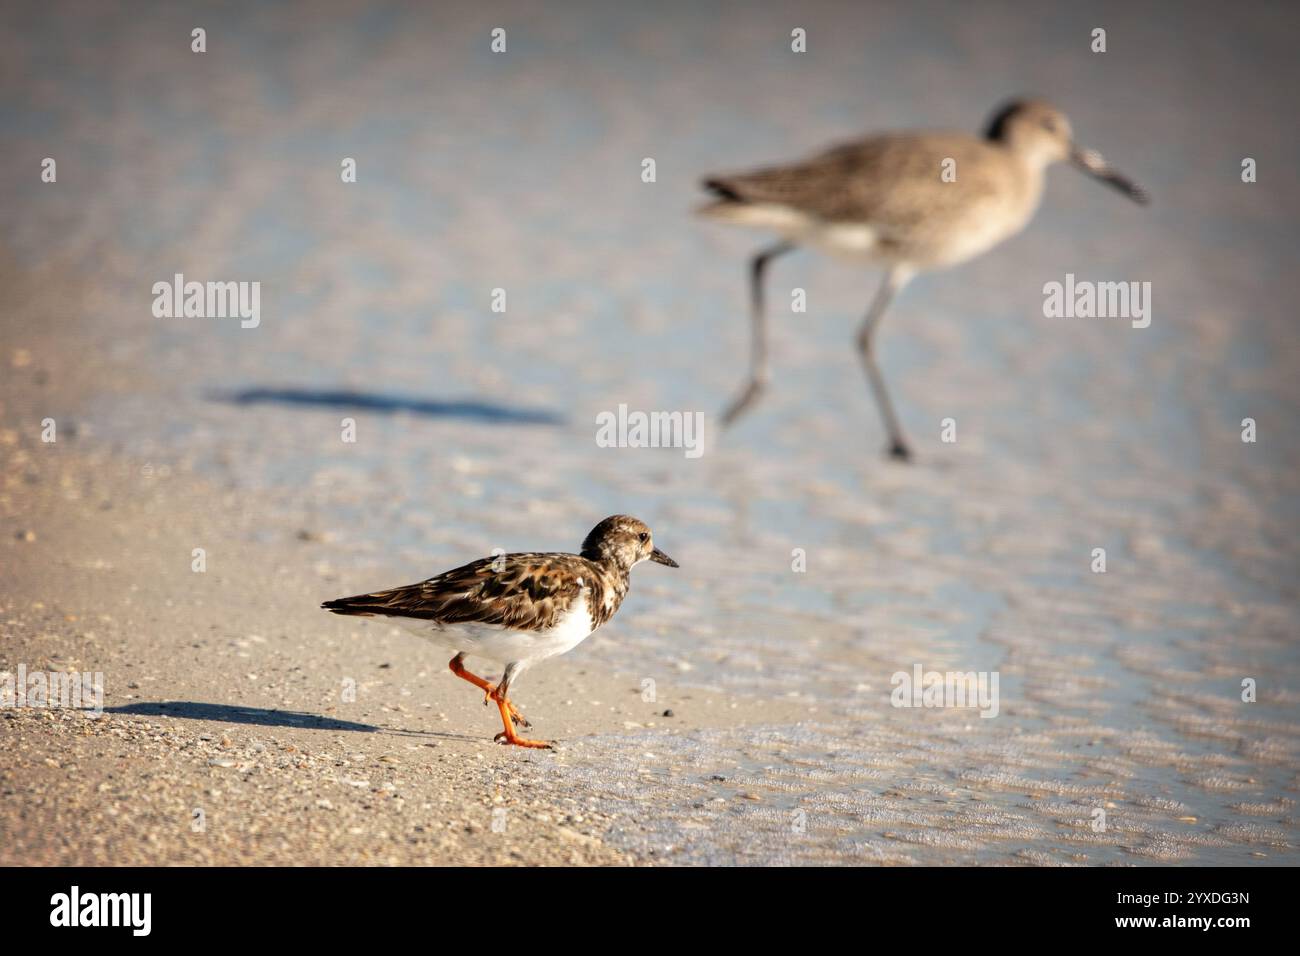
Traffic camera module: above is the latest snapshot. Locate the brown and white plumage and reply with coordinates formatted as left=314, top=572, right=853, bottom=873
left=324, top=552, right=615, bottom=631
left=322, top=515, right=678, bottom=748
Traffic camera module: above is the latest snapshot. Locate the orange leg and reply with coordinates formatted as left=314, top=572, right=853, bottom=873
left=490, top=691, right=552, bottom=749
left=448, top=655, right=535, bottom=735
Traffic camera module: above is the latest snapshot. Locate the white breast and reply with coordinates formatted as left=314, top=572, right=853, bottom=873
left=398, top=591, right=595, bottom=666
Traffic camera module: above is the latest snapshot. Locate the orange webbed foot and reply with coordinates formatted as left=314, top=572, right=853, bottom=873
left=493, top=729, right=554, bottom=749
left=491, top=694, right=551, bottom=749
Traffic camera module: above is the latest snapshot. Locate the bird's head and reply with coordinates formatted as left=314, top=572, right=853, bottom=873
left=985, top=98, right=1148, bottom=205
left=581, top=515, right=678, bottom=573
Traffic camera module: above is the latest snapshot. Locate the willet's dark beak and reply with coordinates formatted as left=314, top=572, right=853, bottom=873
left=649, top=548, right=679, bottom=568
left=1071, top=145, right=1149, bottom=205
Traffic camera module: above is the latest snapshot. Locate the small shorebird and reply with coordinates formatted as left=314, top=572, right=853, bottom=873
left=321, top=515, right=678, bottom=749
left=699, top=99, right=1148, bottom=459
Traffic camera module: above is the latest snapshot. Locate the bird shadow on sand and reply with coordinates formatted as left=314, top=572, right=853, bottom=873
left=208, top=387, right=566, bottom=425
left=105, top=701, right=379, bottom=732
left=103, top=701, right=486, bottom=742
left=380, top=727, right=489, bottom=742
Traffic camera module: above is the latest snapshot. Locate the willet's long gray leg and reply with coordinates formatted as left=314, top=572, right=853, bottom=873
left=720, top=241, right=795, bottom=427
left=856, top=267, right=914, bottom=460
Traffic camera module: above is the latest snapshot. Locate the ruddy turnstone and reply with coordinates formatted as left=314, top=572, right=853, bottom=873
left=321, top=515, right=678, bottom=749
left=699, top=99, right=1148, bottom=459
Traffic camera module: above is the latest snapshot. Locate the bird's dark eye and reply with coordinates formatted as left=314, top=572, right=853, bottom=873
left=1041, top=119, right=1057, bottom=132
left=638, top=532, right=649, bottom=543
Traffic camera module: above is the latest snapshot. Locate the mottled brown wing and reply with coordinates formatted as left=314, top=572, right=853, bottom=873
left=322, top=553, right=590, bottom=631
left=704, top=132, right=1004, bottom=227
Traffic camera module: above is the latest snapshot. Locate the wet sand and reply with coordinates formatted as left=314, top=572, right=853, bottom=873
left=2, top=406, right=819, bottom=865
left=2, top=0, right=1298, bottom=865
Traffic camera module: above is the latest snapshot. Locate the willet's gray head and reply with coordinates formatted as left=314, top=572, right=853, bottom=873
left=699, top=97, right=1149, bottom=459
left=984, top=99, right=1148, bottom=204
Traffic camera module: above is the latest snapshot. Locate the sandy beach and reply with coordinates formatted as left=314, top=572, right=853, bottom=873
left=3, top=0, right=1299, bottom=866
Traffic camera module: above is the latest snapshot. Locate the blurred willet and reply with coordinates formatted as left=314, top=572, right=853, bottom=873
left=699, top=99, right=1148, bottom=459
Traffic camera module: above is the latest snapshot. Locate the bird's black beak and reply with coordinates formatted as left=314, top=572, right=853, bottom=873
left=649, top=547, right=679, bottom=568
left=1070, top=145, right=1149, bottom=205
